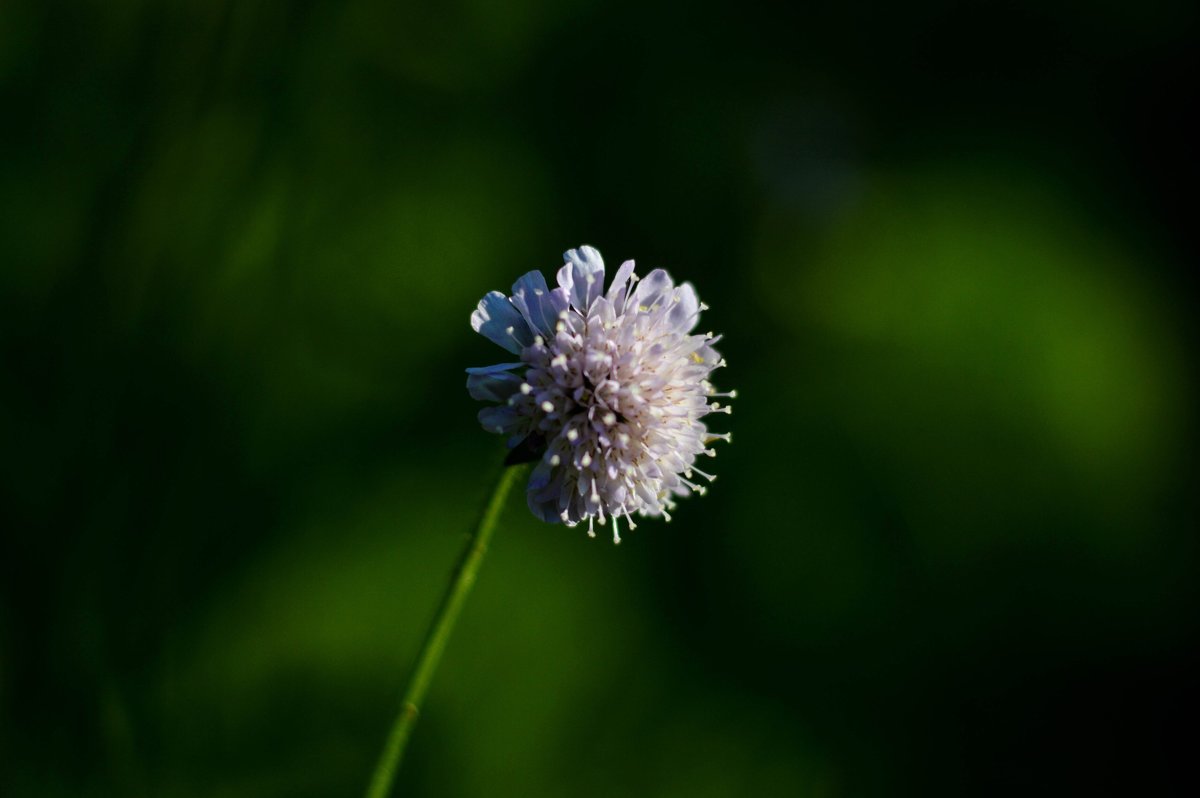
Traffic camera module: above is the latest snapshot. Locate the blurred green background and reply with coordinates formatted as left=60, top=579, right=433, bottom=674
left=2, top=1, right=1197, bottom=795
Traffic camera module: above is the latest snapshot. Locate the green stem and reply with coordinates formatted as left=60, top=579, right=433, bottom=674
left=364, top=463, right=528, bottom=798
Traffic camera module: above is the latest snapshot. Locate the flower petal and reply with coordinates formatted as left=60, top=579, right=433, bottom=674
left=606, top=259, right=637, bottom=308
left=527, top=461, right=567, bottom=523
left=666, top=282, right=700, bottom=332
left=465, top=362, right=525, bottom=375
left=630, top=268, right=675, bottom=313
left=466, top=364, right=525, bottom=402
left=478, top=405, right=526, bottom=437
left=511, top=271, right=569, bottom=337
left=562, top=245, right=605, bottom=312
left=470, top=291, right=533, bottom=354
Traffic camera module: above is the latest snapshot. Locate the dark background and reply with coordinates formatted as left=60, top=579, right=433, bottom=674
left=2, top=1, right=1197, bottom=795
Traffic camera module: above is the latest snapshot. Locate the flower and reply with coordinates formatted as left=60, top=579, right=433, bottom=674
left=466, top=245, right=733, bottom=542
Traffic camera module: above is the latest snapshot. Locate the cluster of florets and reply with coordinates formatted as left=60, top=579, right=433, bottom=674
left=467, top=246, right=732, bottom=542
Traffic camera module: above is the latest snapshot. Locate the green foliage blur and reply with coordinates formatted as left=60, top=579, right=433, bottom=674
left=2, top=1, right=1196, bottom=796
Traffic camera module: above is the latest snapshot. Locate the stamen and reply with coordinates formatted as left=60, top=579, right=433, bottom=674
left=541, top=400, right=555, bottom=413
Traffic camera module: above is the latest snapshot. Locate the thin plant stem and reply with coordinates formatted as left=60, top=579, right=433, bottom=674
left=364, top=462, right=528, bottom=798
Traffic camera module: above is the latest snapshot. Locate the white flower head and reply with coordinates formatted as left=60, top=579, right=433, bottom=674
left=467, top=245, right=733, bottom=543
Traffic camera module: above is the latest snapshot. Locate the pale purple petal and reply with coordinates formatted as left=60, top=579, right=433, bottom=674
left=511, top=271, right=570, bottom=338
left=563, top=245, right=605, bottom=312
left=555, top=263, right=574, bottom=299
left=478, top=405, right=524, bottom=436
left=466, top=362, right=524, bottom=375
left=527, top=461, right=567, bottom=522
left=630, top=268, right=675, bottom=312
left=470, top=291, right=533, bottom=354
left=606, top=259, right=637, bottom=308
left=666, top=282, right=700, bottom=332
left=527, top=494, right=562, bottom=524
left=466, top=364, right=524, bottom=402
